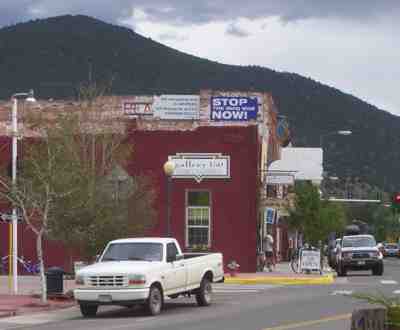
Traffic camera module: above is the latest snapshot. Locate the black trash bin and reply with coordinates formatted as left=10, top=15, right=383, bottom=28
left=46, top=267, right=64, bottom=294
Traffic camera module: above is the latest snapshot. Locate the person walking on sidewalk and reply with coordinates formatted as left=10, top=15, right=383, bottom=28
left=263, top=232, right=274, bottom=272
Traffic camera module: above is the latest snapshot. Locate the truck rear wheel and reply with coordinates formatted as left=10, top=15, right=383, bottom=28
left=337, top=264, right=347, bottom=277
left=146, top=285, right=163, bottom=316
left=196, top=277, right=212, bottom=306
left=79, top=304, right=98, bottom=317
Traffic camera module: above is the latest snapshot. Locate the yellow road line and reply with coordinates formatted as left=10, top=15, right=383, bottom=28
left=263, top=313, right=351, bottom=330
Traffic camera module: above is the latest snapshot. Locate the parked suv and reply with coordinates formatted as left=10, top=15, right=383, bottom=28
left=383, top=243, right=399, bottom=258
left=336, top=235, right=383, bottom=277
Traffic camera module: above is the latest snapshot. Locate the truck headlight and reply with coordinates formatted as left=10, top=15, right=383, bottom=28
left=342, top=252, right=352, bottom=259
left=128, top=274, right=146, bottom=286
left=75, top=275, right=84, bottom=285
left=369, top=251, right=379, bottom=258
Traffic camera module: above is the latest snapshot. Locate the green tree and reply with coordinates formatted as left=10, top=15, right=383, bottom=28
left=344, top=202, right=400, bottom=242
left=0, top=88, right=157, bottom=302
left=288, top=181, right=346, bottom=245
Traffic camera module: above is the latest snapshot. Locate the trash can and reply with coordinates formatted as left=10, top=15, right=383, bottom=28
left=46, top=267, right=64, bottom=294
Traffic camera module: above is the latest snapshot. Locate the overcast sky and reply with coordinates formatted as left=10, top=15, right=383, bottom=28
left=1, top=1, right=399, bottom=115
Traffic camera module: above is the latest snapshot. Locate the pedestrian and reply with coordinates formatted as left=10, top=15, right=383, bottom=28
left=263, top=231, right=274, bottom=272
left=288, top=238, right=294, bottom=261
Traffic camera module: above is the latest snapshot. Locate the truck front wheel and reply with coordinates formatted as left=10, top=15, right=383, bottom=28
left=146, top=285, right=163, bottom=316
left=79, top=304, right=98, bottom=317
left=372, top=263, right=384, bottom=276
left=196, top=277, right=212, bottom=306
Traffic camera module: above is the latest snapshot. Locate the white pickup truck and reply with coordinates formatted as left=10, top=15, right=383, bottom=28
left=74, top=237, right=224, bottom=317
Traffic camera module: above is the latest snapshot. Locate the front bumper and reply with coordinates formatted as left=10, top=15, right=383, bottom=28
left=74, top=288, right=150, bottom=305
left=342, top=259, right=382, bottom=270
left=384, top=251, right=398, bottom=257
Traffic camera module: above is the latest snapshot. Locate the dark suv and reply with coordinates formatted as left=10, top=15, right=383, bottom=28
left=336, top=235, right=383, bottom=277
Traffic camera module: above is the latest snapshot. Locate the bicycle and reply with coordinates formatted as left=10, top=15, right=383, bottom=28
left=1, top=255, right=40, bottom=275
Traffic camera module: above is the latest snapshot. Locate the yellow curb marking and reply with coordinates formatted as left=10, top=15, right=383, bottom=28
left=263, top=313, right=351, bottom=330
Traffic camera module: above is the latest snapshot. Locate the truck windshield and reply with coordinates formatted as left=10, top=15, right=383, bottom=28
left=342, top=237, right=376, bottom=248
left=101, top=243, right=163, bottom=262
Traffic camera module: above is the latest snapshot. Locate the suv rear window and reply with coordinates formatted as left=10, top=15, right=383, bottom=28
left=342, top=237, right=376, bottom=248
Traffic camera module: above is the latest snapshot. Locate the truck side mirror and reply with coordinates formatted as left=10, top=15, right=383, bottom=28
left=95, top=254, right=101, bottom=262
left=167, top=254, right=177, bottom=263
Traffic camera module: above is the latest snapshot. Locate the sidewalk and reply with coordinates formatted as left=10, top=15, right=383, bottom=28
left=0, top=276, right=76, bottom=318
left=224, top=262, right=335, bottom=285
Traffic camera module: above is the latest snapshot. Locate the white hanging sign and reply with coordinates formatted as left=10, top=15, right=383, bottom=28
left=169, top=153, right=230, bottom=183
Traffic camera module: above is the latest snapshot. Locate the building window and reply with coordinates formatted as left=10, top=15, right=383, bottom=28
left=186, top=191, right=211, bottom=248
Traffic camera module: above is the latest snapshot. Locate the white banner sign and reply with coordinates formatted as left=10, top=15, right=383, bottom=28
left=169, top=153, right=230, bottom=182
left=154, top=95, right=200, bottom=120
left=300, top=250, right=321, bottom=271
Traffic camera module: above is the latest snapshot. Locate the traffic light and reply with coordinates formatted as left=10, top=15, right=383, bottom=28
left=391, top=192, right=400, bottom=210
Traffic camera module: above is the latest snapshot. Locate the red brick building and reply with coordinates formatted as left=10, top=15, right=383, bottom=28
left=0, top=90, right=282, bottom=273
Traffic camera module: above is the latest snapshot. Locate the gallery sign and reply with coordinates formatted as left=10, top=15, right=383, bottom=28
left=169, top=153, right=230, bottom=183
left=210, top=96, right=259, bottom=121
left=154, top=95, right=199, bottom=120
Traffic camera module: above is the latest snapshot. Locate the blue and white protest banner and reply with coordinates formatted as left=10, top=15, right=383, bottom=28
left=264, top=208, right=275, bottom=224
left=210, top=96, right=259, bottom=121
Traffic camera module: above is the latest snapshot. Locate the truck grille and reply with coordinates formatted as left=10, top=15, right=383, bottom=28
left=88, top=275, right=128, bottom=287
left=352, top=252, right=370, bottom=259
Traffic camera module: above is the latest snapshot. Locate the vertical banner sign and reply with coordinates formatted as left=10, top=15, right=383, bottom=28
left=264, top=208, right=275, bottom=224
left=210, top=96, right=258, bottom=121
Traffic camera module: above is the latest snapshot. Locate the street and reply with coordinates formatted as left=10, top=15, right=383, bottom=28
left=0, top=258, right=399, bottom=330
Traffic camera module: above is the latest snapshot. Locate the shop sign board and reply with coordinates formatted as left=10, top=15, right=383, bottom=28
left=264, top=207, right=275, bottom=224
left=169, top=153, right=230, bottom=182
left=300, top=250, right=321, bottom=271
left=266, top=174, right=294, bottom=185
left=154, top=95, right=199, bottom=120
left=122, top=96, right=153, bottom=118
left=210, top=96, right=258, bottom=121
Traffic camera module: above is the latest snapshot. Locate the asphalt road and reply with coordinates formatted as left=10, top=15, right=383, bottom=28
left=1, top=258, right=399, bottom=330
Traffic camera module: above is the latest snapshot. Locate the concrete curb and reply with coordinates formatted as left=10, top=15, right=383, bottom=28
left=224, top=274, right=334, bottom=285
left=0, top=309, right=17, bottom=318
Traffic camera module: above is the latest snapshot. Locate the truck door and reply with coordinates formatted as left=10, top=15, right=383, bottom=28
left=165, top=242, right=187, bottom=292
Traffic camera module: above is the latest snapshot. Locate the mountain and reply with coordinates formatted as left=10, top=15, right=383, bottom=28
left=0, top=15, right=399, bottom=192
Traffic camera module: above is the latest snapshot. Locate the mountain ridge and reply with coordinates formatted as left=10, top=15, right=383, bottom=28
left=0, top=15, right=398, bottom=192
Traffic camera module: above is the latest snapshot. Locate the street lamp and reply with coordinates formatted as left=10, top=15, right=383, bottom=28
left=319, top=130, right=352, bottom=147
left=10, top=89, right=37, bottom=294
left=163, top=160, right=175, bottom=237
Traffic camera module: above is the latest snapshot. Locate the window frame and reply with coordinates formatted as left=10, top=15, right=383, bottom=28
left=185, top=190, right=212, bottom=248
